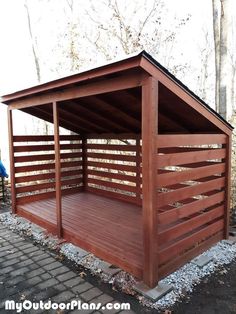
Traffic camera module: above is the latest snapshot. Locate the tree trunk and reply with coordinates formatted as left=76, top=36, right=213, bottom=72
left=219, top=0, right=231, bottom=119
left=212, top=0, right=221, bottom=112
left=212, top=0, right=232, bottom=120
left=24, top=0, right=41, bottom=83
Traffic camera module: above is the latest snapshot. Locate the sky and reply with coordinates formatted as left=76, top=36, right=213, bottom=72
left=0, top=0, right=213, bottom=94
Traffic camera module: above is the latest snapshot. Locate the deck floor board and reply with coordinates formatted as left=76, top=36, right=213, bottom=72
left=17, top=192, right=143, bottom=277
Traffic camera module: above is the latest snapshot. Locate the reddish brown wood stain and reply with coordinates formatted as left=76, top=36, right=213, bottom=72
left=2, top=52, right=232, bottom=288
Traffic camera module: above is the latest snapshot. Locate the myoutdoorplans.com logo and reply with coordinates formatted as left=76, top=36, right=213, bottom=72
left=5, top=300, right=131, bottom=312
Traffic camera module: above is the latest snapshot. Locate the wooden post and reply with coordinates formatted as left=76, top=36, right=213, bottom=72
left=82, top=137, right=88, bottom=191
left=53, top=101, right=62, bottom=238
left=224, top=134, right=232, bottom=239
left=141, top=77, right=158, bottom=288
left=7, top=108, right=16, bottom=214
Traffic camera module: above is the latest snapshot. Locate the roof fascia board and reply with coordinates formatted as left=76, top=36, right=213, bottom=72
left=1, top=55, right=141, bottom=104
left=7, top=71, right=148, bottom=110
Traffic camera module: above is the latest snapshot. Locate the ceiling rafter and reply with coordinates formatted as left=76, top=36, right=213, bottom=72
left=90, top=95, right=140, bottom=130
left=159, top=112, right=189, bottom=133
left=37, top=105, right=92, bottom=133
left=22, top=107, right=81, bottom=134
left=58, top=106, right=109, bottom=133
left=64, top=100, right=132, bottom=133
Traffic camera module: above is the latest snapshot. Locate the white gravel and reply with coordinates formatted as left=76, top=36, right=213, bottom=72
left=1, top=211, right=236, bottom=310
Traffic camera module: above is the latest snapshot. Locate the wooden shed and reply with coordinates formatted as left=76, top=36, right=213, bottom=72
left=1, top=51, right=232, bottom=288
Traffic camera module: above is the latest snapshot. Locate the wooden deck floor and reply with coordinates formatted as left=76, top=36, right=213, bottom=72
left=17, top=192, right=143, bottom=278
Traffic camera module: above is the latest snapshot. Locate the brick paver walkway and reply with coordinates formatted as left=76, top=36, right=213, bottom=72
left=0, top=223, right=138, bottom=314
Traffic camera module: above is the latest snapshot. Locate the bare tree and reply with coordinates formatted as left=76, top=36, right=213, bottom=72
left=66, top=0, right=82, bottom=72
left=24, top=0, right=41, bottom=82
left=24, top=0, right=50, bottom=134
left=85, top=0, right=190, bottom=74
left=212, top=0, right=221, bottom=112
left=197, top=29, right=213, bottom=102
left=212, top=0, right=232, bottom=119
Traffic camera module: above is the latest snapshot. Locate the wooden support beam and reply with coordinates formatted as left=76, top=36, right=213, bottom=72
left=7, top=108, right=16, bottom=214
left=224, top=134, right=232, bottom=239
left=8, top=72, right=147, bottom=110
left=82, top=138, right=88, bottom=191
left=141, top=77, right=158, bottom=288
left=53, top=101, right=62, bottom=238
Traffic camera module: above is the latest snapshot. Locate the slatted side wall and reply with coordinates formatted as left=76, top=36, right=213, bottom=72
left=156, top=134, right=227, bottom=278
left=0, top=177, right=6, bottom=201
left=85, top=138, right=142, bottom=205
left=13, top=135, right=83, bottom=205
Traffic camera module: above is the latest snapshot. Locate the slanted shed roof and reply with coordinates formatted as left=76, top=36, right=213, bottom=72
left=1, top=51, right=233, bottom=135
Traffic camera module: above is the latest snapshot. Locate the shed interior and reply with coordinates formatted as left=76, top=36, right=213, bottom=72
left=2, top=51, right=232, bottom=288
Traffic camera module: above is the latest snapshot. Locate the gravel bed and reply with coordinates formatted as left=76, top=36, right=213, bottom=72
left=1, top=212, right=236, bottom=311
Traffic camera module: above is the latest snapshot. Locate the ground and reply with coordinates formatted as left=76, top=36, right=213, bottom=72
left=1, top=202, right=236, bottom=313
left=171, top=261, right=236, bottom=314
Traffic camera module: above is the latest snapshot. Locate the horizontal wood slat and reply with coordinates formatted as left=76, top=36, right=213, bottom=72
left=157, top=177, right=224, bottom=208
left=157, top=134, right=226, bottom=148
left=88, top=178, right=137, bottom=193
left=16, top=177, right=82, bottom=194
left=87, top=169, right=137, bottom=183
left=158, top=231, right=223, bottom=279
left=87, top=161, right=137, bottom=172
left=158, top=190, right=225, bottom=225
left=158, top=205, right=224, bottom=243
left=14, top=143, right=82, bottom=152
left=87, top=152, right=137, bottom=162
left=157, top=148, right=226, bottom=168
left=180, top=161, right=223, bottom=168
left=16, top=187, right=83, bottom=204
left=158, top=147, right=220, bottom=154
left=157, top=163, right=225, bottom=188
left=15, top=169, right=83, bottom=184
left=15, top=161, right=82, bottom=173
left=14, top=152, right=82, bottom=163
left=86, top=144, right=138, bottom=152
left=13, top=135, right=82, bottom=142
left=158, top=219, right=224, bottom=265
left=87, top=186, right=141, bottom=205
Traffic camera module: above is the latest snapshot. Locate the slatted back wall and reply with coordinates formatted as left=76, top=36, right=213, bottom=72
left=14, top=135, right=83, bottom=205
left=86, top=138, right=142, bottom=205
left=156, top=134, right=227, bottom=278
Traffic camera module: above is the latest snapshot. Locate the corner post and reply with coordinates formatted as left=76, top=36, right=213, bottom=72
left=7, top=108, right=16, bottom=214
left=141, top=77, right=158, bottom=287
left=53, top=101, right=62, bottom=238
left=224, top=134, right=232, bottom=239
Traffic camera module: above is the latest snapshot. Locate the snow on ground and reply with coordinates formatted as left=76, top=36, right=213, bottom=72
left=1, top=211, right=236, bottom=310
